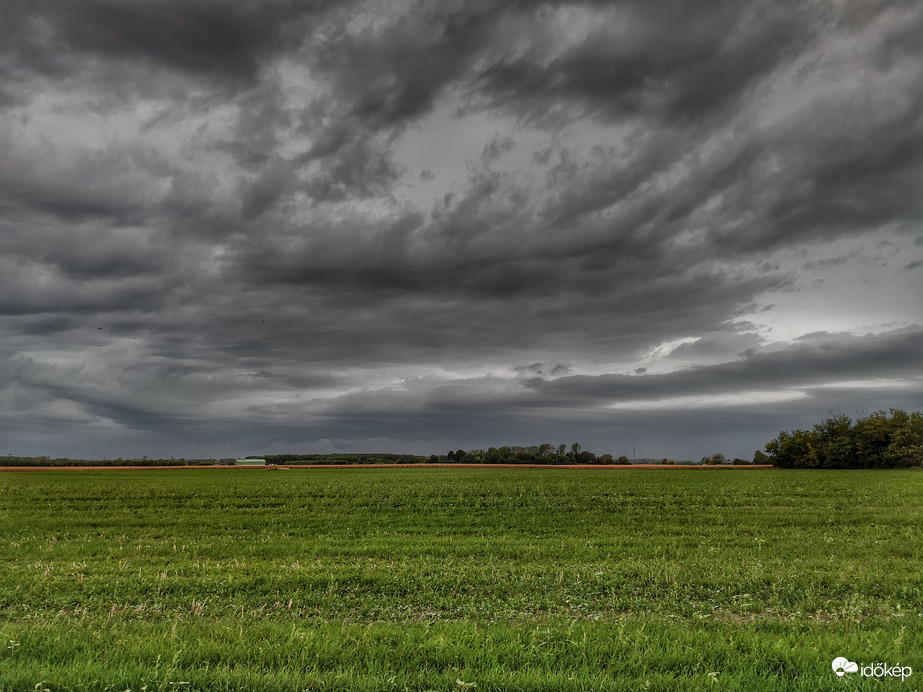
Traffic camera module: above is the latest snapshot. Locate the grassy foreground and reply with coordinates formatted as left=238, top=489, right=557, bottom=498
left=0, top=468, right=921, bottom=691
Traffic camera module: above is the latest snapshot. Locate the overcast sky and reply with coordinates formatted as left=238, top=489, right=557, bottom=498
left=1, top=0, right=921, bottom=461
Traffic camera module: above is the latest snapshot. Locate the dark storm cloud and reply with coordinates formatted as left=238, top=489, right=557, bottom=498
left=1, top=0, right=921, bottom=459
left=312, top=2, right=503, bottom=128
left=475, top=2, right=810, bottom=126
left=300, top=134, right=406, bottom=204
left=763, top=106, right=923, bottom=244
left=0, top=0, right=329, bottom=84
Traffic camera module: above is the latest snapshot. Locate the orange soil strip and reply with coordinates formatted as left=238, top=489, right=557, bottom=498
left=0, top=464, right=775, bottom=471
left=266, top=463, right=775, bottom=470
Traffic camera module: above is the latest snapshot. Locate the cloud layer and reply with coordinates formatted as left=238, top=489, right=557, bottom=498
left=1, top=0, right=921, bottom=459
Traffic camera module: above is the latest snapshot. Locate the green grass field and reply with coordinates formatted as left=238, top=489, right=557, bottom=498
left=1, top=468, right=921, bottom=691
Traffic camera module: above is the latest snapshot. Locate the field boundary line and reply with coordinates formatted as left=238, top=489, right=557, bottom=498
left=0, top=464, right=776, bottom=471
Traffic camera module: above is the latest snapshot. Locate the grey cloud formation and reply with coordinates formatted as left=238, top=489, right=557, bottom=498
left=1, top=0, right=324, bottom=86
left=1, top=0, right=921, bottom=460
left=521, top=329, right=923, bottom=405
left=476, top=3, right=810, bottom=126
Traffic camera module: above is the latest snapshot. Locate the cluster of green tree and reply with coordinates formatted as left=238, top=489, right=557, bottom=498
left=756, top=409, right=923, bottom=468
left=0, top=456, right=218, bottom=467
left=445, top=444, right=631, bottom=465
left=262, top=453, right=430, bottom=465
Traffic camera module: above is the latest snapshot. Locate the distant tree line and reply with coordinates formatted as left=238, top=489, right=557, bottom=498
left=2, top=447, right=640, bottom=467
left=444, top=444, right=631, bottom=465
left=756, top=409, right=923, bottom=469
left=0, top=456, right=218, bottom=467
left=265, top=446, right=630, bottom=465
left=699, top=453, right=754, bottom=465
left=263, top=453, right=429, bottom=465
left=11, top=412, right=921, bottom=469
